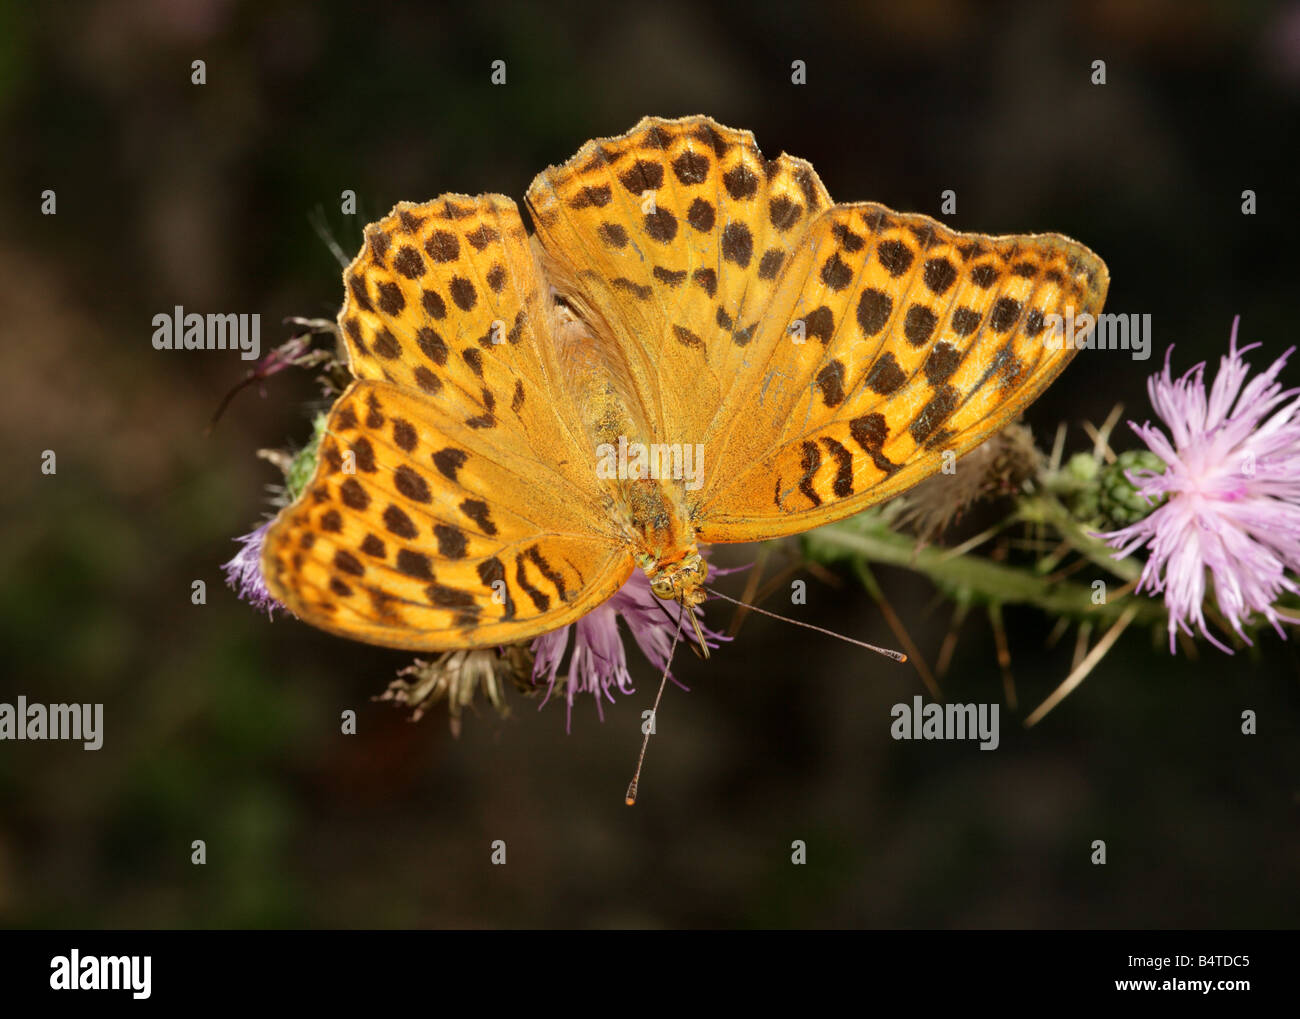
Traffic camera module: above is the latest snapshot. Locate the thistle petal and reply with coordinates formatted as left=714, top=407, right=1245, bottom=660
left=1103, top=318, right=1300, bottom=652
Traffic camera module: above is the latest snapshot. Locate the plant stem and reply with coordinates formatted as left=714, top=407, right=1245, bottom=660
left=1015, top=491, right=1142, bottom=583
left=804, top=515, right=1164, bottom=628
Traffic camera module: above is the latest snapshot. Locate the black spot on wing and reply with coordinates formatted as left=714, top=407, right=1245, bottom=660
left=909, top=384, right=960, bottom=444
left=514, top=556, right=550, bottom=612
left=526, top=545, right=570, bottom=602
left=477, top=557, right=514, bottom=619
left=819, top=436, right=854, bottom=497
left=849, top=413, right=900, bottom=474
left=797, top=440, right=822, bottom=507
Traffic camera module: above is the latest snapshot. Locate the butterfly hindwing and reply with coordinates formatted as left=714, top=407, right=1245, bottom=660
left=694, top=203, right=1110, bottom=540
left=261, top=380, right=633, bottom=649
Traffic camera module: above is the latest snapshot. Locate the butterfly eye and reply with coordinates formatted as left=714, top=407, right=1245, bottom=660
left=650, top=575, right=675, bottom=599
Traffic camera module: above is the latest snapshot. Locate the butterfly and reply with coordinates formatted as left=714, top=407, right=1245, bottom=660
left=260, top=115, right=1109, bottom=652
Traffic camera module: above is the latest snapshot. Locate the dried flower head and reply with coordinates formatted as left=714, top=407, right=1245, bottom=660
left=895, top=421, right=1044, bottom=539
left=378, top=645, right=537, bottom=736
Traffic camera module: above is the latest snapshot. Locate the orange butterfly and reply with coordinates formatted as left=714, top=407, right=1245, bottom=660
left=260, top=116, right=1108, bottom=653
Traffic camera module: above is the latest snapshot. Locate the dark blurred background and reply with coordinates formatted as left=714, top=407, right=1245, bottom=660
left=1, top=0, right=1297, bottom=928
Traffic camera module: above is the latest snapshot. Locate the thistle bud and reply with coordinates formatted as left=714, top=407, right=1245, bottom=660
left=1099, top=450, right=1166, bottom=528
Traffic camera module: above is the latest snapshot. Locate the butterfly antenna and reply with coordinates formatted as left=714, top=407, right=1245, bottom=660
left=205, top=373, right=261, bottom=435
left=704, top=587, right=907, bottom=663
left=625, top=610, right=684, bottom=806
left=309, top=205, right=352, bottom=270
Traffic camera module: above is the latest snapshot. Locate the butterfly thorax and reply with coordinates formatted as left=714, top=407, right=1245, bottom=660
left=555, top=299, right=705, bottom=604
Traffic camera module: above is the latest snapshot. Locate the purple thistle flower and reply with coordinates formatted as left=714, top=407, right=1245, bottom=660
left=222, top=520, right=284, bottom=617
left=1104, top=318, right=1300, bottom=652
left=531, top=567, right=727, bottom=730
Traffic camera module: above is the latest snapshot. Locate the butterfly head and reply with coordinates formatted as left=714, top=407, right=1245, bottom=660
left=644, top=549, right=709, bottom=608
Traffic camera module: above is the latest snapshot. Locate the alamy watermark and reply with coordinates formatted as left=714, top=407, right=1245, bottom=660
left=152, top=305, right=261, bottom=360
left=596, top=435, right=704, bottom=491
left=891, top=695, right=999, bottom=750
left=0, top=697, right=102, bottom=750
left=50, top=950, right=150, bottom=999
left=1045, top=307, right=1151, bottom=361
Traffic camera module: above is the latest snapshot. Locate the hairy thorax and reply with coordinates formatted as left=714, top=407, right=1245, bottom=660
left=554, top=300, right=706, bottom=604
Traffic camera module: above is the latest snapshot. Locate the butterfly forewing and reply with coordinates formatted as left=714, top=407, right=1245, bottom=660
left=526, top=115, right=832, bottom=445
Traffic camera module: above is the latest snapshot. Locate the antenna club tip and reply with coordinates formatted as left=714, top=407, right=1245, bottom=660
left=897, top=653, right=909, bottom=663
left=624, top=796, right=637, bottom=806
left=624, top=780, right=639, bottom=806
